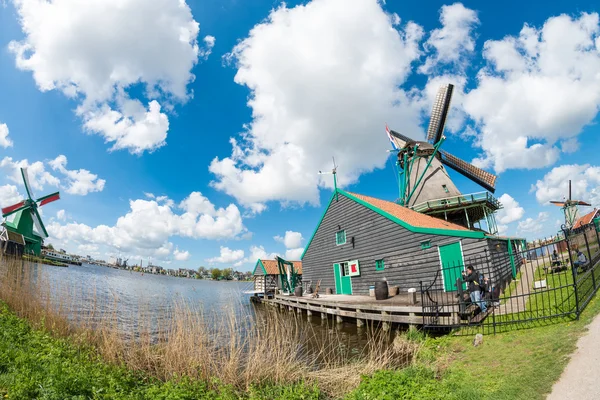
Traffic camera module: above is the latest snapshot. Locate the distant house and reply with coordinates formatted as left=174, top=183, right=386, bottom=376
left=253, top=259, right=303, bottom=294
left=573, top=208, right=599, bottom=230
left=301, top=189, right=522, bottom=295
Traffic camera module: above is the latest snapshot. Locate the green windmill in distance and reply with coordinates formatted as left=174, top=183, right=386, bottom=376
left=1, top=168, right=60, bottom=256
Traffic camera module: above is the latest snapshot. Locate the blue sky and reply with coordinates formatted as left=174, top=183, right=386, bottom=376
left=0, top=0, right=599, bottom=270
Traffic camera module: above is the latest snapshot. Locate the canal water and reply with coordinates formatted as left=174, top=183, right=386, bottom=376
left=32, top=262, right=377, bottom=351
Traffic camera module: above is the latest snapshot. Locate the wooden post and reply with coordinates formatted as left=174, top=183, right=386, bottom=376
left=306, top=309, right=312, bottom=317
left=356, top=309, right=364, bottom=327
left=382, top=311, right=390, bottom=331
left=321, top=306, right=327, bottom=319
left=336, top=307, right=343, bottom=324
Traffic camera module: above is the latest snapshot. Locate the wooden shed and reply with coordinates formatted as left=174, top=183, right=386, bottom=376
left=301, top=189, right=522, bottom=295
left=253, top=259, right=302, bottom=295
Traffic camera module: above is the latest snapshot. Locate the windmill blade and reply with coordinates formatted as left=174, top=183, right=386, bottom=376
left=2, top=200, right=26, bottom=217
left=573, top=200, right=592, bottom=206
left=37, top=191, right=60, bottom=207
left=549, top=201, right=566, bottom=207
left=440, top=149, right=497, bottom=193
left=388, top=129, right=413, bottom=149
left=21, top=168, right=36, bottom=201
left=426, top=84, right=454, bottom=144
left=31, top=208, right=48, bottom=238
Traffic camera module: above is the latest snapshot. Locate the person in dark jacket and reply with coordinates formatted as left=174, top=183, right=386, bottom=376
left=461, top=266, right=487, bottom=313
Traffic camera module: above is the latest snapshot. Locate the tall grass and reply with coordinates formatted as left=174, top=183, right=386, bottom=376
left=0, top=256, right=419, bottom=397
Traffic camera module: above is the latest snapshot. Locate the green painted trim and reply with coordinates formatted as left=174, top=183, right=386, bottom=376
left=421, top=240, right=432, bottom=250
left=507, top=239, right=516, bottom=278
left=339, top=190, right=485, bottom=239
left=335, top=229, right=346, bottom=245
left=252, top=260, right=267, bottom=276
left=375, top=259, right=385, bottom=271
left=300, top=191, right=337, bottom=260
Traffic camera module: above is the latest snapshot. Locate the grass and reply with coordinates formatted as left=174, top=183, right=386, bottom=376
left=0, top=256, right=419, bottom=398
left=348, top=284, right=600, bottom=400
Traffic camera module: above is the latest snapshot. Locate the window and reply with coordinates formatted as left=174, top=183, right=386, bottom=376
left=375, top=259, right=385, bottom=271
left=336, top=230, right=346, bottom=245
left=421, top=240, right=431, bottom=250
left=341, top=262, right=350, bottom=276
left=442, top=184, right=449, bottom=193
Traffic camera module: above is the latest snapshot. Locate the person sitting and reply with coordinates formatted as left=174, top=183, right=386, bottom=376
left=461, top=266, right=487, bottom=313
left=573, top=250, right=588, bottom=272
left=551, top=250, right=561, bottom=267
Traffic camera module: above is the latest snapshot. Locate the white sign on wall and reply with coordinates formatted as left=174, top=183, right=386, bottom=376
left=348, top=259, right=360, bottom=277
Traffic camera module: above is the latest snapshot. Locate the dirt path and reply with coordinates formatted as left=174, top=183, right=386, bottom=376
left=547, top=312, right=600, bottom=399
left=497, top=259, right=539, bottom=315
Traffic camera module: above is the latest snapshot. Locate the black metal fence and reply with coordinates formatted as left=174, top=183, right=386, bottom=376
left=420, top=220, right=600, bottom=334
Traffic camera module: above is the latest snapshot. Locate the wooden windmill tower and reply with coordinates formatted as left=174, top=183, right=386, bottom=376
left=550, top=180, right=591, bottom=230
left=386, top=84, right=502, bottom=234
left=1, top=168, right=60, bottom=256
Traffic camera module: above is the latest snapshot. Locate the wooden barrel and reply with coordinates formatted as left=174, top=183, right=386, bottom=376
left=294, top=286, right=303, bottom=297
left=375, top=281, right=388, bottom=300
left=325, top=288, right=333, bottom=295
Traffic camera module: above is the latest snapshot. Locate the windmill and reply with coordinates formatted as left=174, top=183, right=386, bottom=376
left=319, top=157, right=339, bottom=201
left=1, top=168, right=60, bottom=256
left=550, top=180, right=591, bottom=230
left=386, top=83, right=502, bottom=234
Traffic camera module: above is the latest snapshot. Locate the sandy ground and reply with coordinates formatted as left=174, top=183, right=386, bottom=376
left=547, top=313, right=600, bottom=399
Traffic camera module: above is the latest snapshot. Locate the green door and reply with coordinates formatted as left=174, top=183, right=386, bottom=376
left=333, top=263, right=352, bottom=295
left=438, top=242, right=465, bottom=292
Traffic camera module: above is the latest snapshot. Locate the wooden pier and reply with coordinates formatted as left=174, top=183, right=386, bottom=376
left=261, top=293, right=460, bottom=329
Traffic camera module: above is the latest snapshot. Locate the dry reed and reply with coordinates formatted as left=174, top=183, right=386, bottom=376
left=0, top=256, right=420, bottom=396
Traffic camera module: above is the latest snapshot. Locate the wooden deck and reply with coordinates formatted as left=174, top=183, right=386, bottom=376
left=262, top=293, right=460, bottom=328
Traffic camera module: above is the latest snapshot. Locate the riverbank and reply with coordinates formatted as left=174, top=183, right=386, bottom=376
left=0, top=302, right=319, bottom=400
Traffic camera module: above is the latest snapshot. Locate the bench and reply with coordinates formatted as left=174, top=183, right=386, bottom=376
left=544, top=260, right=569, bottom=274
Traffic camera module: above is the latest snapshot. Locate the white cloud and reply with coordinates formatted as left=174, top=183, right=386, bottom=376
left=49, top=155, right=106, bottom=195
left=274, top=230, right=304, bottom=249
left=173, top=248, right=190, bottom=261
left=80, top=100, right=169, bottom=154
left=419, top=3, right=479, bottom=74
left=1, top=157, right=60, bottom=193
left=518, top=212, right=549, bottom=235
left=0, top=184, right=22, bottom=208
left=210, top=0, right=425, bottom=207
left=179, top=191, right=216, bottom=215
left=0, top=123, right=13, bottom=148
left=285, top=248, right=304, bottom=260
left=47, top=193, right=247, bottom=261
left=464, top=12, right=600, bottom=172
left=200, top=35, right=216, bottom=60
left=533, top=164, right=600, bottom=206
left=206, top=246, right=245, bottom=264
left=56, top=209, right=66, bottom=221
left=496, top=193, right=525, bottom=224
left=9, top=0, right=202, bottom=154
left=245, top=245, right=279, bottom=264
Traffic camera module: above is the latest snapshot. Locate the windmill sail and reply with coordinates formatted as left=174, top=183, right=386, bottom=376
left=21, top=168, right=36, bottom=200
left=387, top=129, right=412, bottom=149
left=426, top=84, right=454, bottom=145
left=440, top=150, right=497, bottom=193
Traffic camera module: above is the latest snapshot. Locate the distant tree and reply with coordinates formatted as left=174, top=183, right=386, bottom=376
left=47, top=243, right=54, bottom=250
left=211, top=268, right=222, bottom=280
left=223, top=268, right=233, bottom=280
left=198, top=266, right=207, bottom=275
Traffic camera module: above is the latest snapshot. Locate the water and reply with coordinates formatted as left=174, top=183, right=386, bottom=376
left=27, top=262, right=386, bottom=356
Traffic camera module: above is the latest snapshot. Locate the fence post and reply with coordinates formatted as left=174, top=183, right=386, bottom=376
left=419, top=281, right=425, bottom=327
left=564, top=226, right=580, bottom=319
left=583, top=230, right=595, bottom=290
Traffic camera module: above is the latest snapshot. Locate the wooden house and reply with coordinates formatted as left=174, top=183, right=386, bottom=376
left=301, top=189, right=522, bottom=295
left=573, top=208, right=599, bottom=230
left=253, top=259, right=302, bottom=294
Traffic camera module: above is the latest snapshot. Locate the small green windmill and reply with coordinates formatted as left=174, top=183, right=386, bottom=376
left=1, top=168, right=60, bottom=256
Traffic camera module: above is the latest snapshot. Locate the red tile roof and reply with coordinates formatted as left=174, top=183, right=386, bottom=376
left=573, top=208, right=599, bottom=229
left=259, top=259, right=302, bottom=275
left=345, top=191, right=471, bottom=232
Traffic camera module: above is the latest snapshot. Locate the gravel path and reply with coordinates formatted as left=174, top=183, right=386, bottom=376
left=547, top=313, right=600, bottom=399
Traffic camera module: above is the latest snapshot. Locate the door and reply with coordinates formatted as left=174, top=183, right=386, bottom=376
left=438, top=242, right=465, bottom=292
left=333, top=263, right=353, bottom=295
